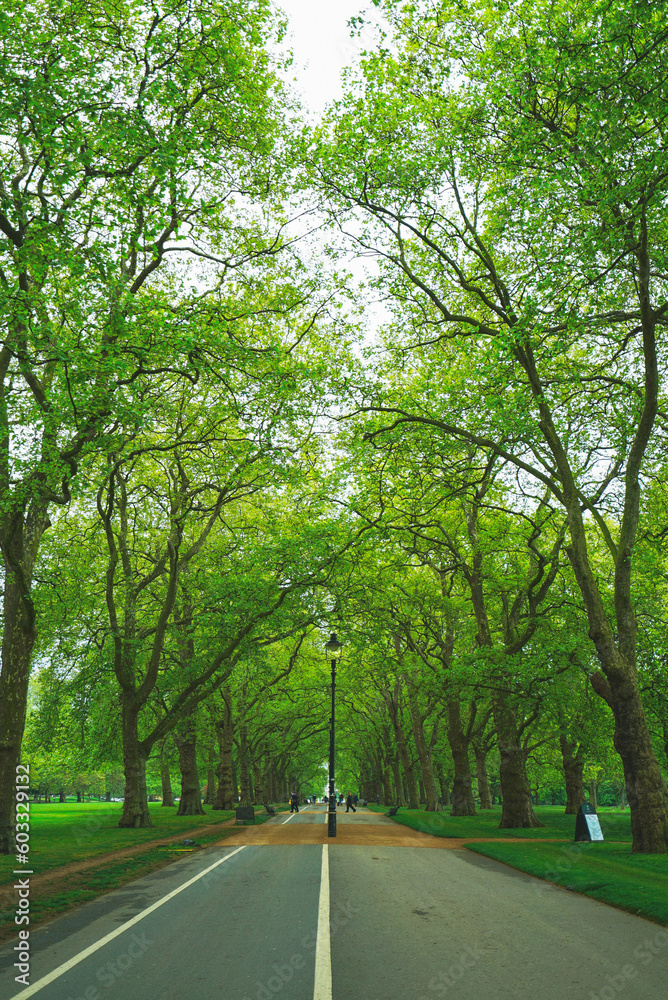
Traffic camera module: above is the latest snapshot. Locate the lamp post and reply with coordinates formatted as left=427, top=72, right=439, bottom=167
left=325, top=632, right=342, bottom=838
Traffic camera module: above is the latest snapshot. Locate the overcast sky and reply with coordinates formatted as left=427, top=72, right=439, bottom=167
left=275, top=0, right=380, bottom=115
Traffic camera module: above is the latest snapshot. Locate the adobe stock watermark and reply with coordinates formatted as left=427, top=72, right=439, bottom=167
left=417, top=942, right=484, bottom=998
left=589, top=930, right=668, bottom=1000
left=529, top=841, right=587, bottom=892
left=58, top=932, right=152, bottom=1000
left=240, top=898, right=360, bottom=1000
left=72, top=809, right=118, bottom=847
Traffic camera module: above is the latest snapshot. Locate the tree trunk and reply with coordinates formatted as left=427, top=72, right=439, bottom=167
left=391, top=754, right=406, bottom=807
left=161, top=761, right=175, bottom=807
left=231, top=756, right=238, bottom=802
left=434, top=761, right=449, bottom=807
left=526, top=305, right=668, bottom=851
left=606, top=676, right=667, bottom=852
left=252, top=761, right=263, bottom=806
left=238, top=726, right=252, bottom=807
left=263, top=761, right=274, bottom=805
left=204, top=766, right=216, bottom=806
left=213, top=690, right=235, bottom=810
left=588, top=779, right=598, bottom=811
left=559, top=733, right=585, bottom=814
left=119, top=696, right=151, bottom=828
left=473, top=743, right=493, bottom=809
left=174, top=712, right=205, bottom=817
left=370, top=754, right=383, bottom=802
left=405, top=681, right=438, bottom=811
left=447, top=698, right=477, bottom=816
left=493, top=693, right=542, bottom=828
left=386, top=686, right=419, bottom=808
left=381, top=763, right=393, bottom=805
left=0, top=511, right=47, bottom=853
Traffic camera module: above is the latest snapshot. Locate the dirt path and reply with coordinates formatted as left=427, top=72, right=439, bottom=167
left=219, top=820, right=569, bottom=849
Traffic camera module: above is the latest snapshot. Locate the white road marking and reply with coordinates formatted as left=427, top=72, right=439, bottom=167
left=282, top=805, right=310, bottom=824
left=11, top=845, right=247, bottom=999
left=312, top=843, right=332, bottom=1000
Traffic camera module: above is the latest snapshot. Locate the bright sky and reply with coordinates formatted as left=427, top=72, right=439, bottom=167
left=275, top=0, right=380, bottom=115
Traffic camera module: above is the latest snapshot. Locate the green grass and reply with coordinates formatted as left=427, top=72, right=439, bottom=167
left=367, top=804, right=633, bottom=842
left=466, top=840, right=668, bottom=925
left=0, top=801, right=241, bottom=887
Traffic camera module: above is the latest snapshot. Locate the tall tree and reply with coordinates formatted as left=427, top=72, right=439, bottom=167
left=0, top=0, right=289, bottom=851
left=313, top=0, right=668, bottom=851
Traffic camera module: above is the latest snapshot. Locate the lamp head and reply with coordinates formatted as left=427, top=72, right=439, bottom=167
left=325, top=633, right=342, bottom=654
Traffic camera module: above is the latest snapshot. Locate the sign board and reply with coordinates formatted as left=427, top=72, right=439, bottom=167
left=574, top=802, right=604, bottom=842
left=584, top=814, right=604, bottom=841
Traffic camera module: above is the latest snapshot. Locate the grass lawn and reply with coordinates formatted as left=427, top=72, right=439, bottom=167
left=467, top=841, right=668, bottom=926
left=0, top=800, right=281, bottom=938
left=365, top=803, right=633, bottom=841
left=0, top=801, right=240, bottom=887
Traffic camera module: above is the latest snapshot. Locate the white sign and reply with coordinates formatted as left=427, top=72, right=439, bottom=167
left=585, top=814, right=604, bottom=841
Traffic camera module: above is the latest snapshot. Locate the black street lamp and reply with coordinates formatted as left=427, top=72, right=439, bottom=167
left=325, top=632, right=342, bottom=838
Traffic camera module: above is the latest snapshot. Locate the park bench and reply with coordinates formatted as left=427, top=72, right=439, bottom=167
left=387, top=805, right=400, bottom=817
left=265, top=804, right=276, bottom=816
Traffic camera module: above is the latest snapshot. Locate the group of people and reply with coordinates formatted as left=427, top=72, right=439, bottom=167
left=289, top=790, right=360, bottom=812
left=322, top=791, right=359, bottom=812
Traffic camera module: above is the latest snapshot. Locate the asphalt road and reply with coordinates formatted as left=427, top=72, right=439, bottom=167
left=1, top=805, right=667, bottom=1000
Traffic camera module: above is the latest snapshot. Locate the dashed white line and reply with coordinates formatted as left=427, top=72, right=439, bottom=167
left=282, top=805, right=310, bottom=824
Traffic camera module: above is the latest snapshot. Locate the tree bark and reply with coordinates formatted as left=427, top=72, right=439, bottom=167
left=213, top=690, right=235, bottom=810
left=405, top=680, right=438, bottom=811
left=0, top=506, right=48, bottom=852
left=607, top=676, right=666, bottom=851
left=473, top=743, right=493, bottom=809
left=381, top=762, right=393, bottom=805
left=204, top=767, right=216, bottom=805
left=238, top=726, right=252, bottom=807
left=252, top=760, right=263, bottom=806
left=385, top=683, right=419, bottom=808
left=493, top=693, right=543, bottom=828
left=588, top=779, right=598, bottom=811
left=434, top=761, right=449, bottom=807
left=447, top=698, right=477, bottom=816
left=119, top=696, right=151, bottom=828
left=174, top=712, right=205, bottom=816
left=161, top=761, right=175, bottom=807
left=559, top=733, right=585, bottom=814
left=391, top=753, right=406, bottom=807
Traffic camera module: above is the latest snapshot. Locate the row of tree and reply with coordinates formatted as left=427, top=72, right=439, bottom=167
left=2, top=0, right=668, bottom=853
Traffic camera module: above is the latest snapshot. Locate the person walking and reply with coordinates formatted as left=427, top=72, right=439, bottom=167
left=289, top=791, right=299, bottom=813
left=345, top=792, right=356, bottom=813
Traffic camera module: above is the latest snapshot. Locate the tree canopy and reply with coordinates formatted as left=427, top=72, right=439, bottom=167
left=2, top=0, right=668, bottom=854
